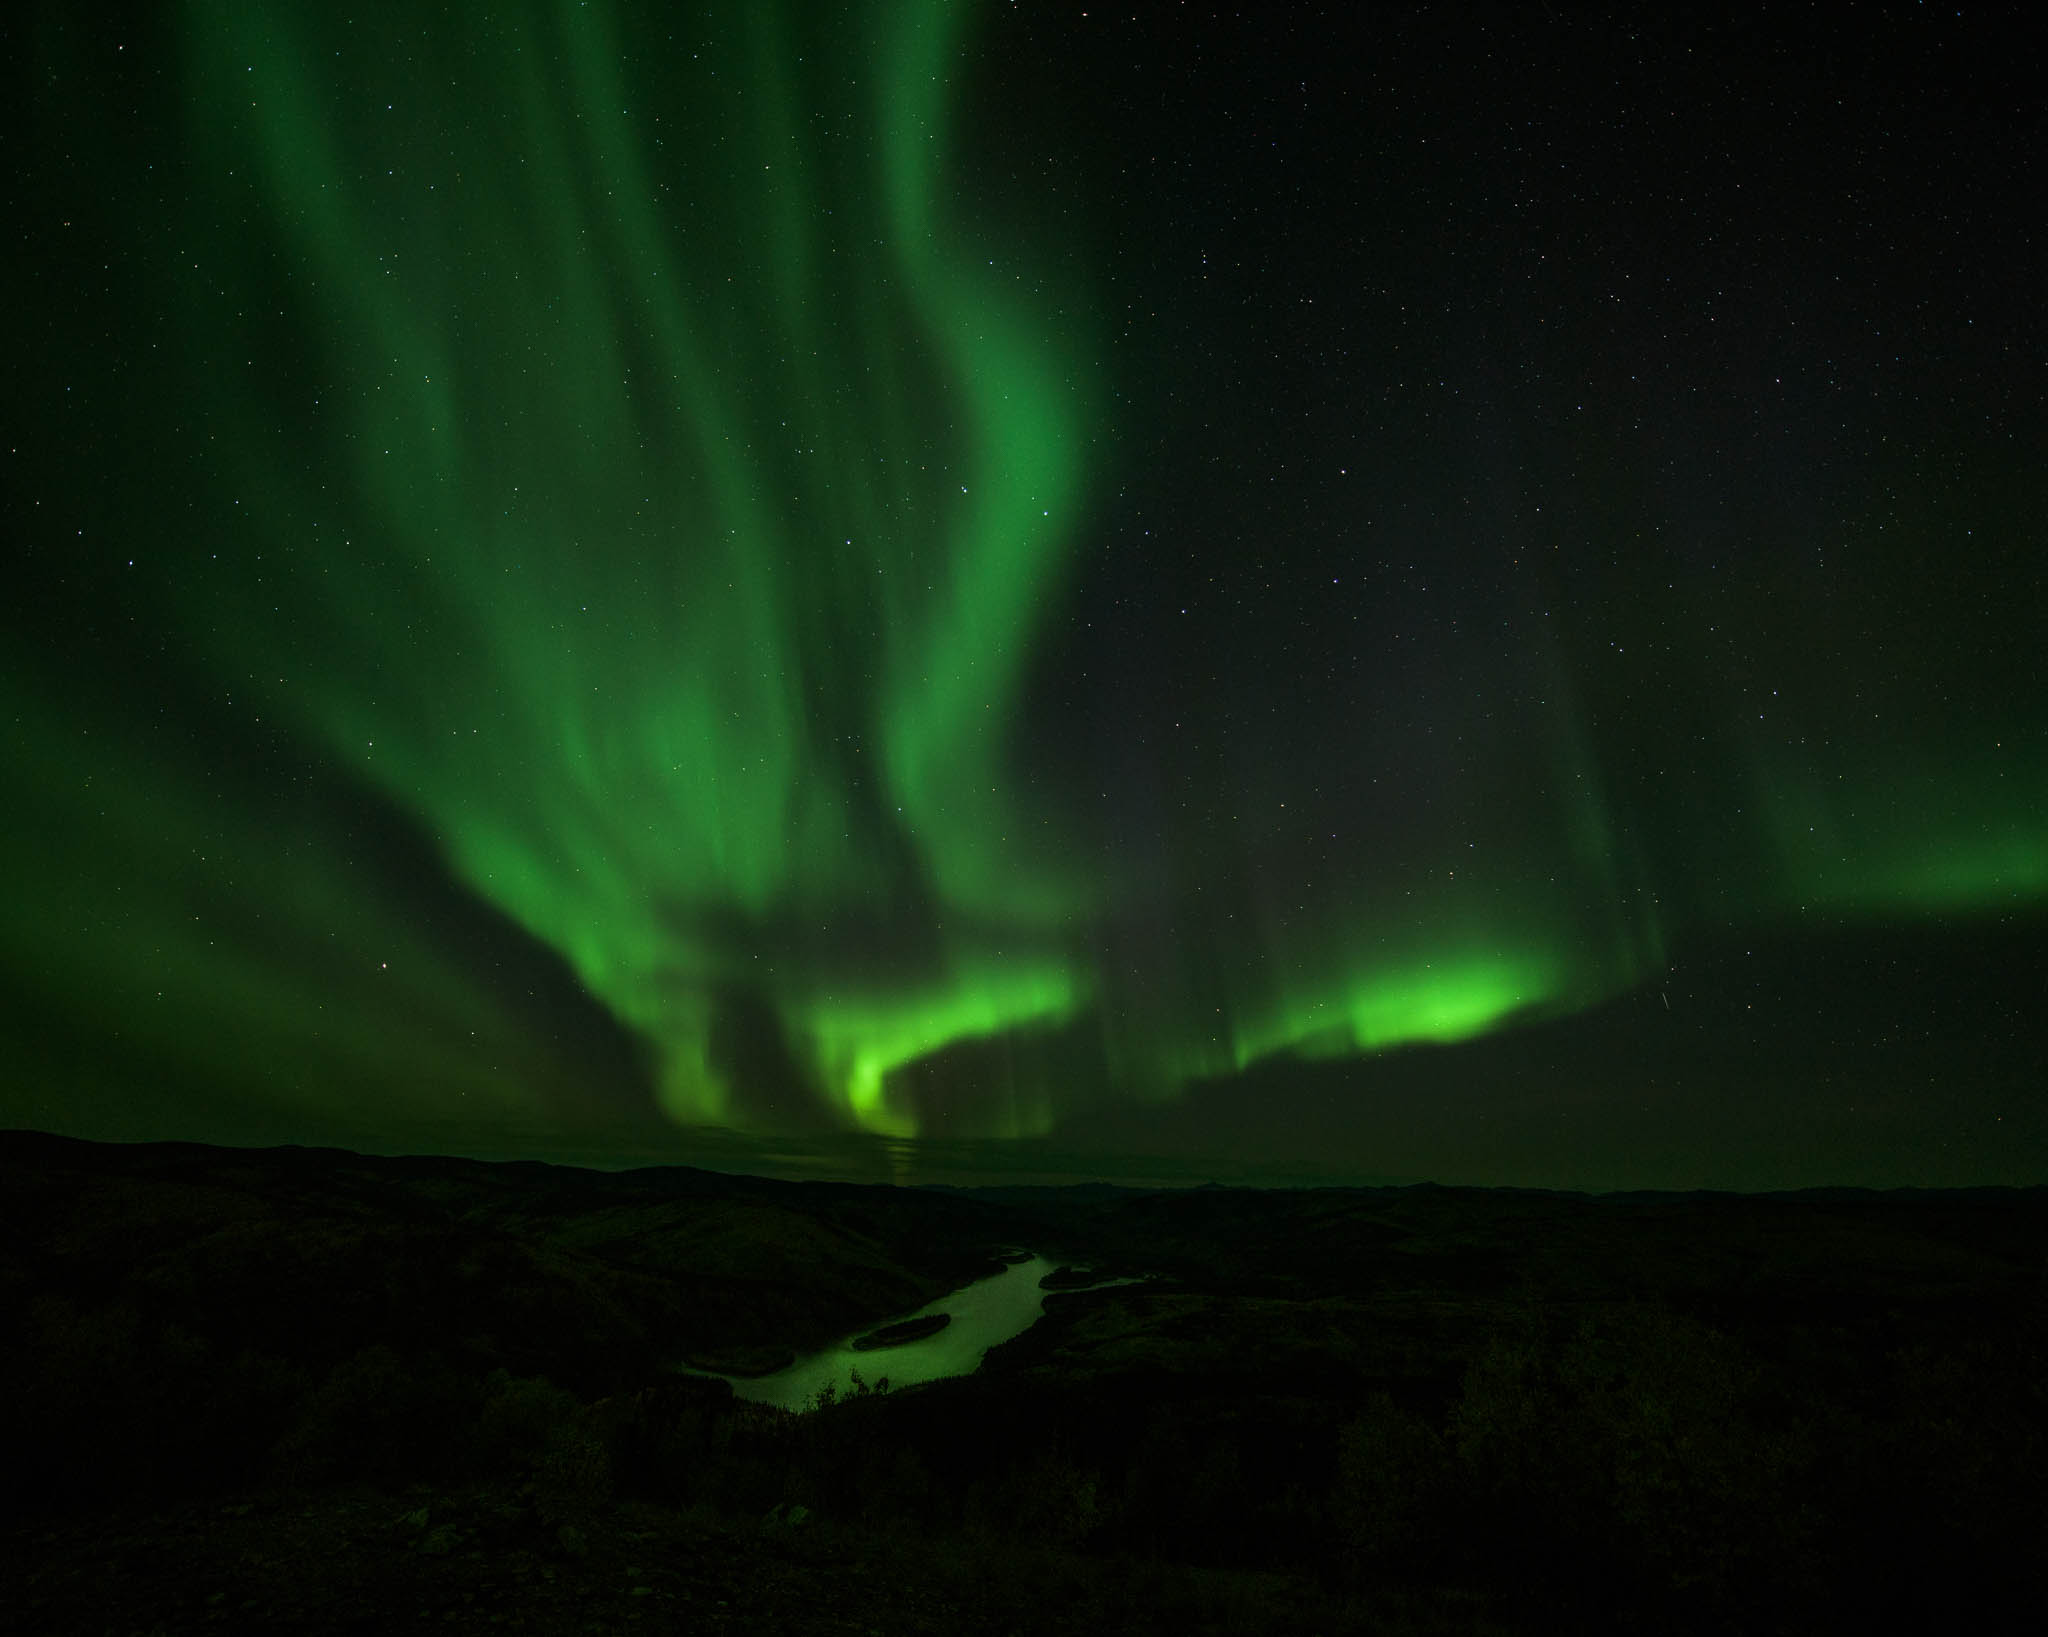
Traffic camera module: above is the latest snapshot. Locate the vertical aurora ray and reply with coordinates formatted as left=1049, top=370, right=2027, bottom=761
left=165, top=0, right=1099, bottom=1135
left=7, top=0, right=2040, bottom=1162
left=872, top=0, right=1095, bottom=929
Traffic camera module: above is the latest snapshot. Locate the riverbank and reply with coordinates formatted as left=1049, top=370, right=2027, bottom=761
left=851, top=1313, right=950, bottom=1351
left=681, top=1344, right=795, bottom=1378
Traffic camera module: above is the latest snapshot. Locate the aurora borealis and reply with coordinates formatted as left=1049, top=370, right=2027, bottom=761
left=5, top=3, right=2044, bottom=1185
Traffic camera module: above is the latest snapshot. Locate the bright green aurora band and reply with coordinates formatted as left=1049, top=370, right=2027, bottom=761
left=5, top=0, right=2042, bottom=1155
left=183, top=0, right=1113, bottom=1138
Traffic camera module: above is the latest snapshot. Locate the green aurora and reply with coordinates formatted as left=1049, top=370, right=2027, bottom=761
left=4, top=0, right=2043, bottom=1165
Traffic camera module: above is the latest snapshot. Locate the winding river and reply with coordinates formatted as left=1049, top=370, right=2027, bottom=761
left=714, top=1255, right=1060, bottom=1412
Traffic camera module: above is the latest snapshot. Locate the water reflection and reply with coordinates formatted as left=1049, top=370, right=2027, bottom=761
left=717, top=1255, right=1059, bottom=1411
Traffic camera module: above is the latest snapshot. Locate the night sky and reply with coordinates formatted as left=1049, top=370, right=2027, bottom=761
left=6, top=1, right=2044, bottom=1188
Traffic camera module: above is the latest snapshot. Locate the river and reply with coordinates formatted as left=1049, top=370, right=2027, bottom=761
left=713, top=1254, right=1060, bottom=1412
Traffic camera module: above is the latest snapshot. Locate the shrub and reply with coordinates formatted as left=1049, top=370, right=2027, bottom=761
left=1333, top=1391, right=1454, bottom=1572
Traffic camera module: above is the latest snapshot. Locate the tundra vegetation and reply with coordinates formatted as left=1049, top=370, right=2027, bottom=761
left=4, top=1132, right=2043, bottom=1632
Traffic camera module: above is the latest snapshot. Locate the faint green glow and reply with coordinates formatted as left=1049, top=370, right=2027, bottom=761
left=0, top=673, right=573, bottom=1131
left=16, top=0, right=2034, bottom=1154
left=1755, top=751, right=2048, bottom=918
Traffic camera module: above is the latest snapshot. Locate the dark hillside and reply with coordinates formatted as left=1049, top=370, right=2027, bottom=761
left=5, top=1134, right=2046, bottom=1633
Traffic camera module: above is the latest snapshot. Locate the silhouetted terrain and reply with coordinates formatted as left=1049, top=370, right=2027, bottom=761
left=4, top=1132, right=2045, bottom=1632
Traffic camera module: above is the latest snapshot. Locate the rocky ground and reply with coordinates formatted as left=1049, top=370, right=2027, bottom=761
left=1, top=1483, right=1445, bottom=1637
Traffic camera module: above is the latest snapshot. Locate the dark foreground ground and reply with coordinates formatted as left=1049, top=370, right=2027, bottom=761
left=8, top=1481, right=1454, bottom=1637
left=4, top=1132, right=2045, bottom=1633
